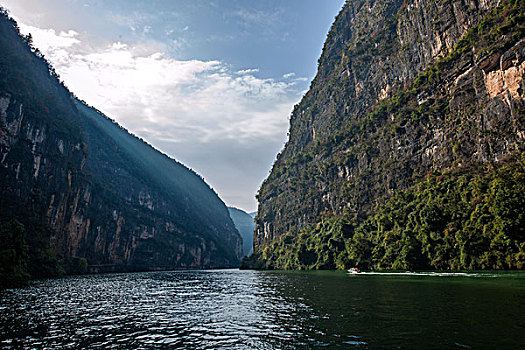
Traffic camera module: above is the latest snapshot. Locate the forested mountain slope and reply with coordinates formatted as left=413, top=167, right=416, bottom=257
left=228, top=207, right=255, bottom=257
left=0, top=9, right=241, bottom=287
left=246, top=0, right=524, bottom=270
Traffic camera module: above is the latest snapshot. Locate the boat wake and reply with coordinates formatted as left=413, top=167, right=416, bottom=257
left=350, top=271, right=501, bottom=278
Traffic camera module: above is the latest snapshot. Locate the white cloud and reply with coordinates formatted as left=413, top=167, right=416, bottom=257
left=17, top=21, right=301, bottom=211
left=283, top=72, right=308, bottom=82
left=17, top=22, right=79, bottom=51
left=236, top=68, right=259, bottom=75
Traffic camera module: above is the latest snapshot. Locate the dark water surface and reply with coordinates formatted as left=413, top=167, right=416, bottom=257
left=1, top=269, right=524, bottom=349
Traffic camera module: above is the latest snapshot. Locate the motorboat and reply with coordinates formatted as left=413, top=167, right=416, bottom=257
left=348, top=267, right=360, bottom=274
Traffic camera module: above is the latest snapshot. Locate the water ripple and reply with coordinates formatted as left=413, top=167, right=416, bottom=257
left=1, top=269, right=524, bottom=349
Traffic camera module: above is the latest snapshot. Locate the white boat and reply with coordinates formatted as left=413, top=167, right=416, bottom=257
left=348, top=268, right=360, bottom=274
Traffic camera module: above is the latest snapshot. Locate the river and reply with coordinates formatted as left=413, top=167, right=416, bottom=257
left=1, top=269, right=524, bottom=349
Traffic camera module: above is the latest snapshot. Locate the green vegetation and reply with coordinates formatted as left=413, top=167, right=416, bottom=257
left=244, top=159, right=525, bottom=270
left=0, top=219, right=68, bottom=288
left=65, top=257, right=89, bottom=275
left=0, top=220, right=29, bottom=288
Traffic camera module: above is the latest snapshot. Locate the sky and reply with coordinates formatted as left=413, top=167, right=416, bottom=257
left=1, top=0, right=345, bottom=212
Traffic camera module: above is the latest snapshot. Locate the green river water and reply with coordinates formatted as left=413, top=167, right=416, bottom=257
left=0, top=269, right=523, bottom=349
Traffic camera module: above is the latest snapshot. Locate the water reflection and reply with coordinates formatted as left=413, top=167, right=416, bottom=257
left=258, top=271, right=525, bottom=349
left=0, top=270, right=524, bottom=349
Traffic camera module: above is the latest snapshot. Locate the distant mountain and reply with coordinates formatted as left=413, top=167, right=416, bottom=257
left=248, top=211, right=256, bottom=218
left=246, top=0, right=525, bottom=270
left=228, top=207, right=254, bottom=257
left=0, top=9, right=241, bottom=287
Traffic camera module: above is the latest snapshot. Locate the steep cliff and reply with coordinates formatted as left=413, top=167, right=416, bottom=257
left=249, top=0, right=524, bottom=270
left=0, top=10, right=242, bottom=285
left=228, top=207, right=255, bottom=257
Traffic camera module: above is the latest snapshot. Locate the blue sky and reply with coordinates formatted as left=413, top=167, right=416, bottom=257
left=2, top=0, right=345, bottom=212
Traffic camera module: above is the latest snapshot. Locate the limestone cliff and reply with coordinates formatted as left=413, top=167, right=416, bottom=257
left=250, top=0, right=524, bottom=270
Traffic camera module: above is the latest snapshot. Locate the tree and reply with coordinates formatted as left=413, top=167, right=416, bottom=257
left=0, top=220, right=30, bottom=288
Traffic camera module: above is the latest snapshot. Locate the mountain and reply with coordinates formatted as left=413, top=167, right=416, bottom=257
left=228, top=207, right=255, bottom=257
left=0, top=9, right=241, bottom=287
left=245, top=0, right=524, bottom=270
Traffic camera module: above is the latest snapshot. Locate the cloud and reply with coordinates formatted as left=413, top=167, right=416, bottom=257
left=17, top=22, right=80, bottom=51
left=232, top=8, right=282, bottom=28
left=17, top=21, right=301, bottom=211
left=283, top=72, right=308, bottom=83
left=54, top=44, right=294, bottom=144
left=236, top=68, right=259, bottom=75
left=229, top=7, right=289, bottom=41
left=106, top=11, right=158, bottom=30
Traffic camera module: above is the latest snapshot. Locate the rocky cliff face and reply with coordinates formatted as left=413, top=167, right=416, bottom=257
left=252, top=0, right=524, bottom=269
left=0, top=11, right=242, bottom=277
